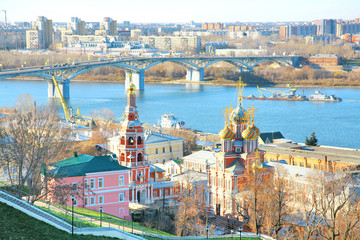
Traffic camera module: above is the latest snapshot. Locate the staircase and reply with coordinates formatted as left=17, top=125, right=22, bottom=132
left=0, top=188, right=73, bottom=232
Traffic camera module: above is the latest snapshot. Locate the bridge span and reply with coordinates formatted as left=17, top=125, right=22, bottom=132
left=0, top=56, right=300, bottom=99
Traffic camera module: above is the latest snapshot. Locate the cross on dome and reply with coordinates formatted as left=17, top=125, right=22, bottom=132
left=234, top=77, right=247, bottom=106
left=221, top=105, right=233, bottom=126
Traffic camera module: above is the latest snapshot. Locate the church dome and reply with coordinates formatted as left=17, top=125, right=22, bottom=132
left=241, top=123, right=261, bottom=140
left=252, top=158, right=263, bottom=173
left=218, top=126, right=235, bottom=140
left=128, top=83, right=136, bottom=94
left=230, top=106, right=246, bottom=124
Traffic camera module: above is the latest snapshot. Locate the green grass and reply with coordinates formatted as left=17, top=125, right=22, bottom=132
left=0, top=202, right=119, bottom=240
left=44, top=204, right=174, bottom=236
left=37, top=205, right=98, bottom=228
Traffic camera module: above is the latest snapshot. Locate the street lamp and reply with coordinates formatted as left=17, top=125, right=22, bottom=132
left=238, top=226, right=243, bottom=240
left=131, top=212, right=134, bottom=234
left=205, top=226, right=209, bottom=239
left=71, top=194, right=75, bottom=236
left=99, top=207, right=103, bottom=227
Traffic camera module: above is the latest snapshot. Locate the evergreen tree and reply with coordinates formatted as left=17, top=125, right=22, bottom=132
left=305, top=131, right=318, bottom=146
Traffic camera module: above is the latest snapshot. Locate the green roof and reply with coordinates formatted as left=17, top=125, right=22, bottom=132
left=49, top=154, right=129, bottom=178
left=51, top=154, right=94, bottom=168
left=173, top=159, right=183, bottom=165
left=259, top=132, right=284, bottom=144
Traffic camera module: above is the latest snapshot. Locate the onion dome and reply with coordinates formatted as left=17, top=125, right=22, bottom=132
left=252, top=158, right=263, bottom=173
left=241, top=123, right=261, bottom=140
left=128, top=83, right=136, bottom=94
left=218, top=126, right=235, bottom=140
left=230, top=106, right=246, bottom=124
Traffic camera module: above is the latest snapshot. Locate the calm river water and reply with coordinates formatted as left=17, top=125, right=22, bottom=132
left=1, top=80, right=359, bottom=149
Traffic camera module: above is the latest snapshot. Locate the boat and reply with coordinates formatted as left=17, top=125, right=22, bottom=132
left=309, top=90, right=342, bottom=102
left=243, top=85, right=308, bottom=101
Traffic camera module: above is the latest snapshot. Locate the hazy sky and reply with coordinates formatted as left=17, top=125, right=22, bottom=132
left=1, top=0, right=359, bottom=23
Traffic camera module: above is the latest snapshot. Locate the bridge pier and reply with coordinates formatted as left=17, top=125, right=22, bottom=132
left=186, top=68, right=204, bottom=82
left=48, top=79, right=70, bottom=99
left=125, top=70, right=144, bottom=90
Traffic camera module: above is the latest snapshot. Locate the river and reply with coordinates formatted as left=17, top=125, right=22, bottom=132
left=1, top=80, right=359, bottom=149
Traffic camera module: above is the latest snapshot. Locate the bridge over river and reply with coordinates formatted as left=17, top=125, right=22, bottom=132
left=0, top=56, right=300, bottom=99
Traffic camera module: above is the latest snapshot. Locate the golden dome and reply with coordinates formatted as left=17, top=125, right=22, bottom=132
left=128, top=83, right=136, bottom=94
left=218, top=126, right=235, bottom=140
left=252, top=158, right=263, bottom=173
left=241, top=123, right=261, bottom=140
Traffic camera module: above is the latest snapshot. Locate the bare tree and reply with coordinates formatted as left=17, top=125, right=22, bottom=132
left=268, top=166, right=292, bottom=238
left=175, top=173, right=207, bottom=236
left=0, top=94, right=69, bottom=202
left=234, top=170, right=271, bottom=236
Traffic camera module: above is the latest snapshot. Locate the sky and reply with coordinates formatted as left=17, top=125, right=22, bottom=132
left=1, top=0, right=359, bottom=24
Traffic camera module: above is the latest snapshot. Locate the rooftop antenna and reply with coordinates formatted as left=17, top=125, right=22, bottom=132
left=1, top=10, right=6, bottom=26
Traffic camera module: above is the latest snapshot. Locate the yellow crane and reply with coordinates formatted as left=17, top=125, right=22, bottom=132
left=51, top=74, right=82, bottom=122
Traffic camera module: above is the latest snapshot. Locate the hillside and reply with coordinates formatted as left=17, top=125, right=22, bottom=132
left=0, top=202, right=118, bottom=240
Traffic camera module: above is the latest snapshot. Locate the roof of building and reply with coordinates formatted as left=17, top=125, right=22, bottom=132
left=171, top=170, right=208, bottom=184
left=226, top=158, right=246, bottom=173
left=151, top=164, right=166, bottom=173
left=310, top=54, right=341, bottom=58
left=183, top=150, right=216, bottom=165
left=260, top=143, right=360, bottom=165
left=108, top=130, right=183, bottom=145
left=49, top=154, right=129, bottom=178
left=144, top=131, right=183, bottom=144
left=259, top=132, right=285, bottom=144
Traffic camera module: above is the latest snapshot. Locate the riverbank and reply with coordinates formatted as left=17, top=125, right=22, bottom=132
left=6, top=76, right=360, bottom=89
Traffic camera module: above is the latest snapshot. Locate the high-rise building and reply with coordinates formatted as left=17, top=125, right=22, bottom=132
left=314, top=19, right=336, bottom=36
left=101, top=17, right=118, bottom=36
left=26, top=16, right=53, bottom=49
left=123, top=21, right=130, bottom=30
left=69, top=17, right=85, bottom=35
left=140, top=35, right=200, bottom=52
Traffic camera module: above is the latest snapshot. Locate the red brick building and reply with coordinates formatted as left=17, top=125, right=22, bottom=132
left=308, top=54, right=342, bottom=66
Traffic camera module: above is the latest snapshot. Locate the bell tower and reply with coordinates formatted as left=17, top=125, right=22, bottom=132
left=118, top=79, right=153, bottom=204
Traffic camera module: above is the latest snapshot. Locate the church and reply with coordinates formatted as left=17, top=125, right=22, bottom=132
left=115, top=81, right=179, bottom=204
left=208, top=80, right=267, bottom=216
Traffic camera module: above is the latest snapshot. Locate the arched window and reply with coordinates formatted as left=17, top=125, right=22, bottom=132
left=128, top=137, right=134, bottom=145
left=137, top=136, right=142, bottom=145
left=138, top=153, right=143, bottom=162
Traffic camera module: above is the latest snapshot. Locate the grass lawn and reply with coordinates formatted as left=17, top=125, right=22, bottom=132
left=55, top=204, right=174, bottom=236
left=0, top=202, right=119, bottom=240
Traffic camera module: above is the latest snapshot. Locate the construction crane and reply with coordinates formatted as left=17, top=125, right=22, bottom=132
left=51, top=74, right=82, bottom=122
left=259, top=85, right=298, bottom=97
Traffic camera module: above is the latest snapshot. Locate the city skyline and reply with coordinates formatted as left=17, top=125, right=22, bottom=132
left=1, top=0, right=359, bottom=24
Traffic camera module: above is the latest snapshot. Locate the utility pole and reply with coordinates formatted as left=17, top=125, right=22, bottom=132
left=1, top=10, right=6, bottom=26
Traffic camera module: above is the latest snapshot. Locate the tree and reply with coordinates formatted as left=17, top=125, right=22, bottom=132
left=234, top=169, right=272, bottom=236
left=305, top=131, right=318, bottom=146
left=268, top=166, right=292, bottom=239
left=290, top=173, right=360, bottom=240
left=0, top=94, right=69, bottom=202
left=175, top=173, right=208, bottom=236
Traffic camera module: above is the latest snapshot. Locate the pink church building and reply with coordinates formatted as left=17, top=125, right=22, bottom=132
left=47, top=153, right=131, bottom=219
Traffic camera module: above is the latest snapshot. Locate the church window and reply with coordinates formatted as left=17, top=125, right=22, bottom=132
left=137, top=136, right=142, bottom=145
left=128, top=137, right=134, bottom=145
left=138, top=153, right=143, bottom=161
